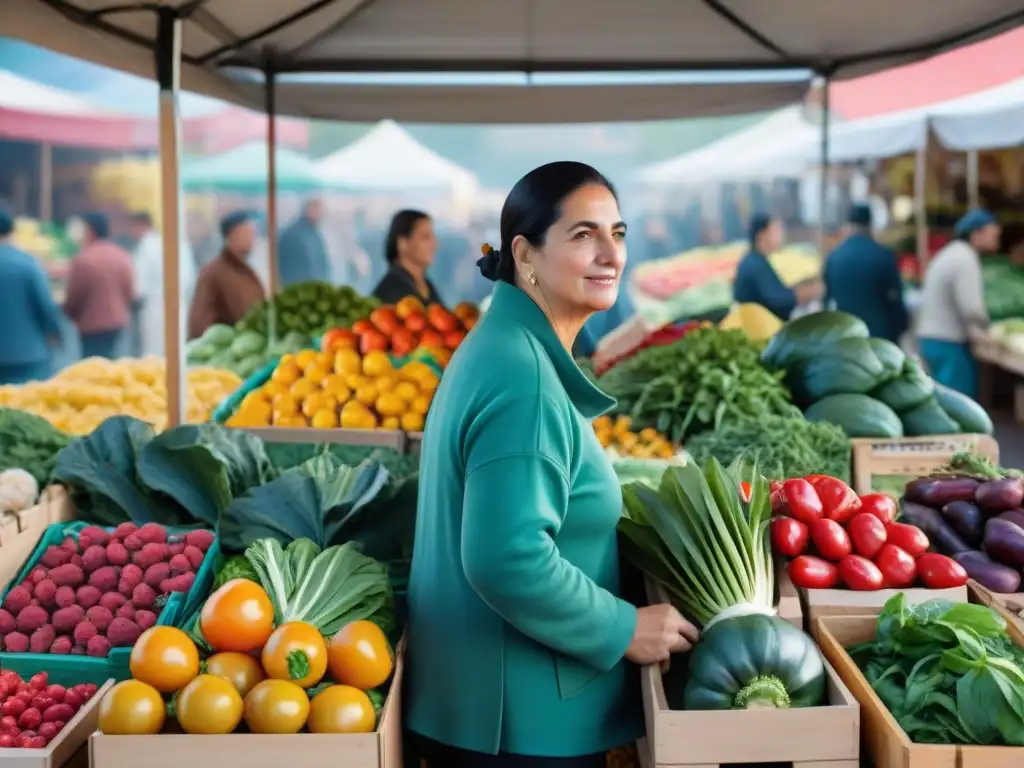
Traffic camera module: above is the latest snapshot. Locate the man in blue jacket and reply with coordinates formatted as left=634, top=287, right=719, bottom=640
left=277, top=199, right=330, bottom=286
left=0, top=210, right=64, bottom=384
left=824, top=204, right=909, bottom=344
left=734, top=212, right=821, bottom=320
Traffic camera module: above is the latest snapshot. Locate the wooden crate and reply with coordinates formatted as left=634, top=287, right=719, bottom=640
left=800, top=585, right=968, bottom=641
left=850, top=434, right=999, bottom=495
left=817, top=614, right=1023, bottom=768
left=775, top=558, right=803, bottom=630
left=968, top=579, right=1024, bottom=632
left=642, top=578, right=859, bottom=768
left=406, top=431, right=423, bottom=455
left=0, top=488, right=71, bottom=589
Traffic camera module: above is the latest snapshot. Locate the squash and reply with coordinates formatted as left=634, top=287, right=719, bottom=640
left=786, top=337, right=886, bottom=404
left=873, top=358, right=934, bottom=414
left=804, top=394, right=904, bottom=438
left=901, top=397, right=962, bottom=437
left=683, top=614, right=825, bottom=710
left=932, top=383, right=993, bottom=435
left=761, top=311, right=869, bottom=370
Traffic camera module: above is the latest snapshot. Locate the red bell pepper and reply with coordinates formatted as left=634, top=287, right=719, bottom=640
left=781, top=478, right=823, bottom=525
left=813, top=477, right=861, bottom=524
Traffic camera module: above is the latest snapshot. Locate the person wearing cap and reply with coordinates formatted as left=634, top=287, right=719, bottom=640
left=823, top=203, right=908, bottom=344
left=0, top=210, right=64, bottom=383
left=63, top=212, right=135, bottom=360
left=733, top=213, right=821, bottom=320
left=916, top=209, right=999, bottom=398
left=278, top=198, right=330, bottom=287
left=187, top=211, right=265, bottom=339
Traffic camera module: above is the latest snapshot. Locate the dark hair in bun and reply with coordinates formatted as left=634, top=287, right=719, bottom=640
left=476, top=161, right=616, bottom=284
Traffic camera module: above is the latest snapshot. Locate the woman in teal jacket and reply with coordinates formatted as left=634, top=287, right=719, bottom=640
left=404, top=162, right=698, bottom=767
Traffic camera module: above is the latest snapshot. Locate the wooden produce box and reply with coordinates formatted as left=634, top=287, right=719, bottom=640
left=405, top=431, right=423, bottom=455
left=775, top=558, right=803, bottom=630
left=0, top=679, right=113, bottom=768
left=850, top=434, right=999, bottom=496
left=968, top=579, right=1024, bottom=632
left=90, top=644, right=405, bottom=768
left=817, top=614, right=1023, bottom=768
left=0, top=488, right=72, bottom=589
left=241, top=427, right=406, bottom=451
left=641, top=579, right=859, bottom=768
left=800, top=586, right=968, bottom=641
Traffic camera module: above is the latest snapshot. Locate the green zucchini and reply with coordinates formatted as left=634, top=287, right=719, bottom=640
left=901, top=396, right=962, bottom=436
left=932, top=383, right=993, bottom=435
left=873, top=358, right=935, bottom=413
left=804, top=394, right=904, bottom=438
left=683, top=613, right=825, bottom=710
left=761, top=311, right=869, bottom=370
left=787, top=337, right=885, bottom=404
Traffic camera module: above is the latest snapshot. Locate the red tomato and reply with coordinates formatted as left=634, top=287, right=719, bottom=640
left=885, top=522, right=930, bottom=557
left=320, top=328, right=357, bottom=352
left=390, top=327, right=417, bottom=357
left=787, top=555, right=839, bottom=589
left=806, top=475, right=829, bottom=485
left=781, top=479, right=823, bottom=525
left=916, top=553, right=968, bottom=589
left=770, top=487, right=788, bottom=514
left=359, top=329, right=390, bottom=355
left=839, top=555, right=885, bottom=591
left=403, top=313, right=428, bottom=333
left=847, top=512, right=888, bottom=558
left=815, top=477, right=862, bottom=524
left=771, top=517, right=808, bottom=557
left=809, top=518, right=852, bottom=561
left=875, top=544, right=917, bottom=588
left=858, top=493, right=897, bottom=524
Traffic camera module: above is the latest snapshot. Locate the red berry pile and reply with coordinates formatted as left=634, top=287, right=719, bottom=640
left=0, top=670, right=96, bottom=748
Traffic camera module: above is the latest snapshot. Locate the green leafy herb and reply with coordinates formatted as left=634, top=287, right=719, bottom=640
left=0, top=407, right=72, bottom=487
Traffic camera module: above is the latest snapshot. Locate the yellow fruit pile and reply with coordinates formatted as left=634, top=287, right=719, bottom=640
left=0, top=357, right=241, bottom=435
left=226, top=348, right=438, bottom=431
left=593, top=415, right=675, bottom=459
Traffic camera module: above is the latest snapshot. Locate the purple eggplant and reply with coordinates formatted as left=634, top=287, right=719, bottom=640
left=905, top=477, right=980, bottom=508
left=954, top=550, right=1022, bottom=593
left=998, top=509, right=1024, bottom=530
left=941, top=501, right=984, bottom=546
left=983, top=517, right=1024, bottom=568
left=975, top=478, right=1024, bottom=512
left=900, top=500, right=972, bottom=555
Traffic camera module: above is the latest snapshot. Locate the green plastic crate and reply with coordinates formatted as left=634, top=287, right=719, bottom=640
left=0, top=521, right=218, bottom=687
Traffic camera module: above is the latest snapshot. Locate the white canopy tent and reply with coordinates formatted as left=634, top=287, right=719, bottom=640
left=823, top=76, right=1024, bottom=161
left=0, top=70, right=116, bottom=114
left=638, top=106, right=821, bottom=185
left=316, top=120, right=477, bottom=194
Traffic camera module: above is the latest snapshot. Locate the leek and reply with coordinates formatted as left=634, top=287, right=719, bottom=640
left=619, top=457, right=774, bottom=629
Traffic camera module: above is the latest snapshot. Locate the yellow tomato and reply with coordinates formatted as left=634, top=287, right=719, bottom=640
left=354, top=383, right=379, bottom=406
left=240, top=399, right=273, bottom=425
left=262, top=380, right=287, bottom=399
left=340, top=401, right=377, bottom=430
left=307, top=685, right=376, bottom=734
left=393, top=381, right=419, bottom=403
left=593, top=415, right=613, bottom=430
left=289, top=378, right=317, bottom=400
left=327, top=620, right=393, bottom=690
left=295, top=349, right=319, bottom=370
left=311, top=409, right=339, bottom=428
left=304, top=363, right=329, bottom=383
left=98, top=680, right=166, bottom=735
left=261, top=622, right=328, bottom=688
left=345, top=373, right=368, bottom=389
left=244, top=679, right=310, bottom=735
left=418, top=373, right=439, bottom=392
left=333, top=348, right=363, bottom=375
left=241, top=391, right=268, bottom=409
left=130, top=626, right=200, bottom=693
left=375, top=392, right=406, bottom=418
left=176, top=674, right=244, bottom=735
left=272, top=392, right=300, bottom=415
left=316, top=351, right=334, bottom=369
left=276, top=415, right=309, bottom=428
left=410, top=395, right=431, bottom=416
left=400, top=412, right=424, bottom=432
left=362, top=351, right=392, bottom=378
left=381, top=416, right=400, bottom=430
left=374, top=374, right=397, bottom=393
left=206, top=652, right=266, bottom=698
left=272, top=361, right=301, bottom=386
left=398, top=361, right=432, bottom=382
left=322, top=374, right=352, bottom=399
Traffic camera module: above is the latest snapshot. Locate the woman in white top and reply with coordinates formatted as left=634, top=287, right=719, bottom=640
left=916, top=209, right=999, bottom=399
left=131, top=212, right=196, bottom=358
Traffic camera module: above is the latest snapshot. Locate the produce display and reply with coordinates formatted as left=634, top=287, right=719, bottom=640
left=334, top=297, right=478, bottom=357
left=772, top=474, right=967, bottom=592
left=0, top=359, right=241, bottom=435
left=599, top=327, right=795, bottom=443
left=763, top=311, right=993, bottom=438
left=0, top=409, right=71, bottom=489
left=0, top=670, right=97, bottom=748
left=899, top=452, right=1024, bottom=594
left=718, top=302, right=784, bottom=342
left=988, top=318, right=1024, bottom=356
left=236, top=282, right=380, bottom=340
left=225, top=349, right=437, bottom=431
left=849, top=595, right=1024, bottom=745
left=592, top=415, right=676, bottom=459
left=619, top=459, right=827, bottom=711
left=0, top=523, right=214, bottom=657
left=593, top=320, right=705, bottom=376
left=982, top=256, right=1024, bottom=321
left=186, top=324, right=310, bottom=380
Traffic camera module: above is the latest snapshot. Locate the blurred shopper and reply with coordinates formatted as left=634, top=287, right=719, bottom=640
left=372, top=209, right=444, bottom=305
left=278, top=199, right=330, bottom=287
left=132, top=212, right=196, bottom=358
left=188, top=211, right=265, bottom=339
left=63, top=213, right=135, bottom=360
left=734, top=213, right=821, bottom=321
left=0, top=210, right=64, bottom=383
left=824, top=203, right=908, bottom=344
left=917, top=209, right=998, bottom=398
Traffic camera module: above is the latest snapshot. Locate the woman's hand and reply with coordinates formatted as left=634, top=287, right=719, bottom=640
left=624, top=604, right=700, bottom=665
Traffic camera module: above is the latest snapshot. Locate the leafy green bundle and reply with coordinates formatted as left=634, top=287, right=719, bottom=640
left=850, top=594, right=1024, bottom=746
left=0, top=408, right=72, bottom=486
left=599, top=327, right=794, bottom=443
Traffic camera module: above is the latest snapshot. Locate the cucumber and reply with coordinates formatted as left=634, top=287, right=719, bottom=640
left=901, top=397, right=962, bottom=437
left=804, top=394, right=903, bottom=438
left=932, top=383, right=993, bottom=435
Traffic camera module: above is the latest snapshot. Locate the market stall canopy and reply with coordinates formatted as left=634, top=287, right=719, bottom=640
left=182, top=141, right=322, bottom=193
left=2, top=0, right=1023, bottom=123
left=824, top=76, right=1024, bottom=161
left=930, top=81, right=1024, bottom=151
left=316, top=121, right=477, bottom=191
left=638, top=106, right=821, bottom=186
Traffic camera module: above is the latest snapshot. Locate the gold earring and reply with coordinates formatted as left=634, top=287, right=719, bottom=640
left=528, top=271, right=538, bottom=286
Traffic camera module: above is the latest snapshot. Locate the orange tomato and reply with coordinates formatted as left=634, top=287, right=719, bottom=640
left=351, top=319, right=374, bottom=335
left=321, top=328, right=357, bottom=352
left=98, top=680, right=166, bottom=735
left=261, top=622, right=328, bottom=688
left=426, top=304, right=459, bottom=333
left=418, top=329, right=444, bottom=349
left=200, top=579, right=275, bottom=653
left=390, top=327, right=417, bottom=357
left=206, top=652, right=266, bottom=698
left=442, top=330, right=466, bottom=349
left=327, top=620, right=393, bottom=690
left=243, top=679, right=310, bottom=735
left=454, top=302, right=479, bottom=322
left=307, top=685, right=376, bottom=734
left=369, top=307, right=401, bottom=336
left=395, top=296, right=425, bottom=319
left=403, top=313, right=428, bottom=333
left=130, top=626, right=201, bottom=693
left=462, top=314, right=477, bottom=331
left=360, top=329, right=390, bottom=355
